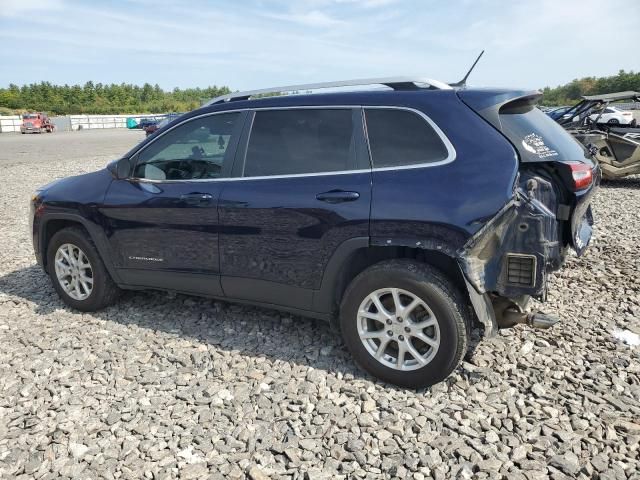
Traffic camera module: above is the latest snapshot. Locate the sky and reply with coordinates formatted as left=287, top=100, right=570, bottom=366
left=0, top=0, right=639, bottom=92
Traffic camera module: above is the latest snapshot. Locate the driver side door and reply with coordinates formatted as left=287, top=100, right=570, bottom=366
left=101, top=110, right=247, bottom=296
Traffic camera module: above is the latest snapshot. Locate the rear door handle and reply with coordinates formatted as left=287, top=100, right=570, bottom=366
left=180, top=193, right=213, bottom=205
left=316, top=190, right=360, bottom=203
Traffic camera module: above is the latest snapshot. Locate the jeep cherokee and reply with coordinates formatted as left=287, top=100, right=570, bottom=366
left=30, top=77, right=599, bottom=388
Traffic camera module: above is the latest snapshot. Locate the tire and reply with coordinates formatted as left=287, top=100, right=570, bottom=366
left=339, top=259, right=470, bottom=388
left=47, top=227, right=120, bottom=311
left=608, top=118, right=620, bottom=125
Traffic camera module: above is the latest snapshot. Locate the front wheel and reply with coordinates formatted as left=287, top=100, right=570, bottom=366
left=47, top=227, right=120, bottom=311
left=608, top=118, right=620, bottom=125
left=339, top=260, right=470, bottom=388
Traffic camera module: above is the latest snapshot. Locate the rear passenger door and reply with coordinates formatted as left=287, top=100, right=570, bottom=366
left=363, top=107, right=457, bottom=242
left=218, top=107, right=371, bottom=311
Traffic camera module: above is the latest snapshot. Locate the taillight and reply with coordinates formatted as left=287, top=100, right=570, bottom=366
left=566, top=161, right=593, bottom=190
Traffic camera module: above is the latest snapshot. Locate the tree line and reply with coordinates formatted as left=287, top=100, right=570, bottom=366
left=0, top=70, right=638, bottom=115
left=0, top=82, right=230, bottom=116
left=541, top=70, right=640, bottom=106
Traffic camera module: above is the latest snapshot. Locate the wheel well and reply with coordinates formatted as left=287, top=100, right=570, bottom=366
left=332, top=246, right=468, bottom=316
left=41, top=219, right=88, bottom=271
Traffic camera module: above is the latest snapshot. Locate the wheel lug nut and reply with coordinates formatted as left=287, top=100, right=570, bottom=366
left=397, top=317, right=403, bottom=322
left=387, top=330, right=393, bottom=336
left=386, top=319, right=392, bottom=325
left=404, top=327, right=411, bottom=333
left=398, top=335, right=405, bottom=341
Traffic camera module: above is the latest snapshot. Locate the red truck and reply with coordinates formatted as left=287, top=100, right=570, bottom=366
left=21, top=112, right=55, bottom=134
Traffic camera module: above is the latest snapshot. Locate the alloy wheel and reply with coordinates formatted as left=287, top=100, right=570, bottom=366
left=357, top=288, right=440, bottom=371
left=54, top=243, right=94, bottom=301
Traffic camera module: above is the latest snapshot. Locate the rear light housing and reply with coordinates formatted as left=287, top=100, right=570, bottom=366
left=565, top=161, right=593, bottom=190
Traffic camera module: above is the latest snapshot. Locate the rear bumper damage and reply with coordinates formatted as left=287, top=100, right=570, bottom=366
left=458, top=183, right=563, bottom=299
left=457, top=172, right=595, bottom=335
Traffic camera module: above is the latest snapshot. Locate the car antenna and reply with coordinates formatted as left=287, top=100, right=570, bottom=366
left=449, top=50, right=485, bottom=88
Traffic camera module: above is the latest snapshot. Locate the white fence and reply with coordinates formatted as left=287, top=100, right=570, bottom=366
left=0, top=114, right=164, bottom=133
left=0, top=115, right=22, bottom=133
left=69, top=114, right=162, bottom=131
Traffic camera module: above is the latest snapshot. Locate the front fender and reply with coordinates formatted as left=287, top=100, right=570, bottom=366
left=38, top=212, right=121, bottom=284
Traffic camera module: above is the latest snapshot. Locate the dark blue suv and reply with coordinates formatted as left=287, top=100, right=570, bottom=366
left=30, top=78, right=599, bottom=387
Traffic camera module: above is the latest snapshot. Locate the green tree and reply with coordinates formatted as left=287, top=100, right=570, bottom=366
left=541, top=70, right=640, bottom=106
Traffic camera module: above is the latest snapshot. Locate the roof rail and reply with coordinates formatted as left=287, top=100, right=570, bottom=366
left=204, top=76, right=452, bottom=105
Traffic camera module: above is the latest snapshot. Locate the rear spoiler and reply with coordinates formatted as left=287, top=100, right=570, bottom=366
left=457, top=89, right=542, bottom=130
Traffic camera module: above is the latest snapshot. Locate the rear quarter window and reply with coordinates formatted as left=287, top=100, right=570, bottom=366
left=499, top=102, right=587, bottom=162
left=364, top=109, right=450, bottom=168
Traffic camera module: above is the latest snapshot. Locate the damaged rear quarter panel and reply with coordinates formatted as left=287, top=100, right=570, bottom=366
left=457, top=173, right=562, bottom=298
left=369, top=92, right=520, bottom=249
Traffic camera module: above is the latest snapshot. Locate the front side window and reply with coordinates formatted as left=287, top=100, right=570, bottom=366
left=364, top=108, right=450, bottom=168
left=134, top=112, right=240, bottom=180
left=244, top=109, right=356, bottom=177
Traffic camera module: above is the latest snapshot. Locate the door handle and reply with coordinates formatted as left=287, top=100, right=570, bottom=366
left=316, top=190, right=360, bottom=203
left=180, top=193, right=213, bottom=205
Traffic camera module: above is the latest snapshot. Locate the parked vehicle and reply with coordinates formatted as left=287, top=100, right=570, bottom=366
left=588, top=105, right=635, bottom=126
left=553, top=91, right=640, bottom=179
left=30, top=77, right=599, bottom=387
left=142, top=121, right=159, bottom=136
left=137, top=118, right=158, bottom=130
left=546, top=106, right=572, bottom=121
left=21, top=112, right=55, bottom=134
left=145, top=113, right=184, bottom=137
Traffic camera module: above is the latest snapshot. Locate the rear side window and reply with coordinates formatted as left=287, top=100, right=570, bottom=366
left=499, top=102, right=587, bottom=162
left=364, top=109, right=449, bottom=168
left=244, top=109, right=356, bottom=177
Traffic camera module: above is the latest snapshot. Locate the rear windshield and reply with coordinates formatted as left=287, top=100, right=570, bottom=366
left=500, top=102, right=587, bottom=162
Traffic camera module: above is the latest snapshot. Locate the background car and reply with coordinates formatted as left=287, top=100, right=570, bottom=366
left=137, top=118, right=158, bottom=130
left=546, top=106, right=572, bottom=120
left=144, top=113, right=184, bottom=137
left=589, top=106, right=636, bottom=125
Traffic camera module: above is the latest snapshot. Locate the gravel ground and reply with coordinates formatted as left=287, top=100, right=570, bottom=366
left=0, top=130, right=639, bottom=479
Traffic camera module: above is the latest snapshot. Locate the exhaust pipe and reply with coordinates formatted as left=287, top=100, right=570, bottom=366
left=500, top=309, right=560, bottom=330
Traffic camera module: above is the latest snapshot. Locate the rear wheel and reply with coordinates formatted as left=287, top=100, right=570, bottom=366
left=339, top=260, right=469, bottom=388
left=47, top=227, right=119, bottom=311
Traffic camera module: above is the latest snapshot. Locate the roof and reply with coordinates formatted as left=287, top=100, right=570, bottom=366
left=204, top=76, right=453, bottom=106
left=582, top=91, right=640, bottom=102
left=191, top=87, right=540, bottom=118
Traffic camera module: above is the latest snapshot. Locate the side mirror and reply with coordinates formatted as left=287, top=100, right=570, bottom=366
left=113, top=157, right=132, bottom=179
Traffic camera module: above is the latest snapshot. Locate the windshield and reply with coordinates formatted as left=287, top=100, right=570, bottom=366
left=500, top=102, right=587, bottom=162
left=23, top=114, right=37, bottom=119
